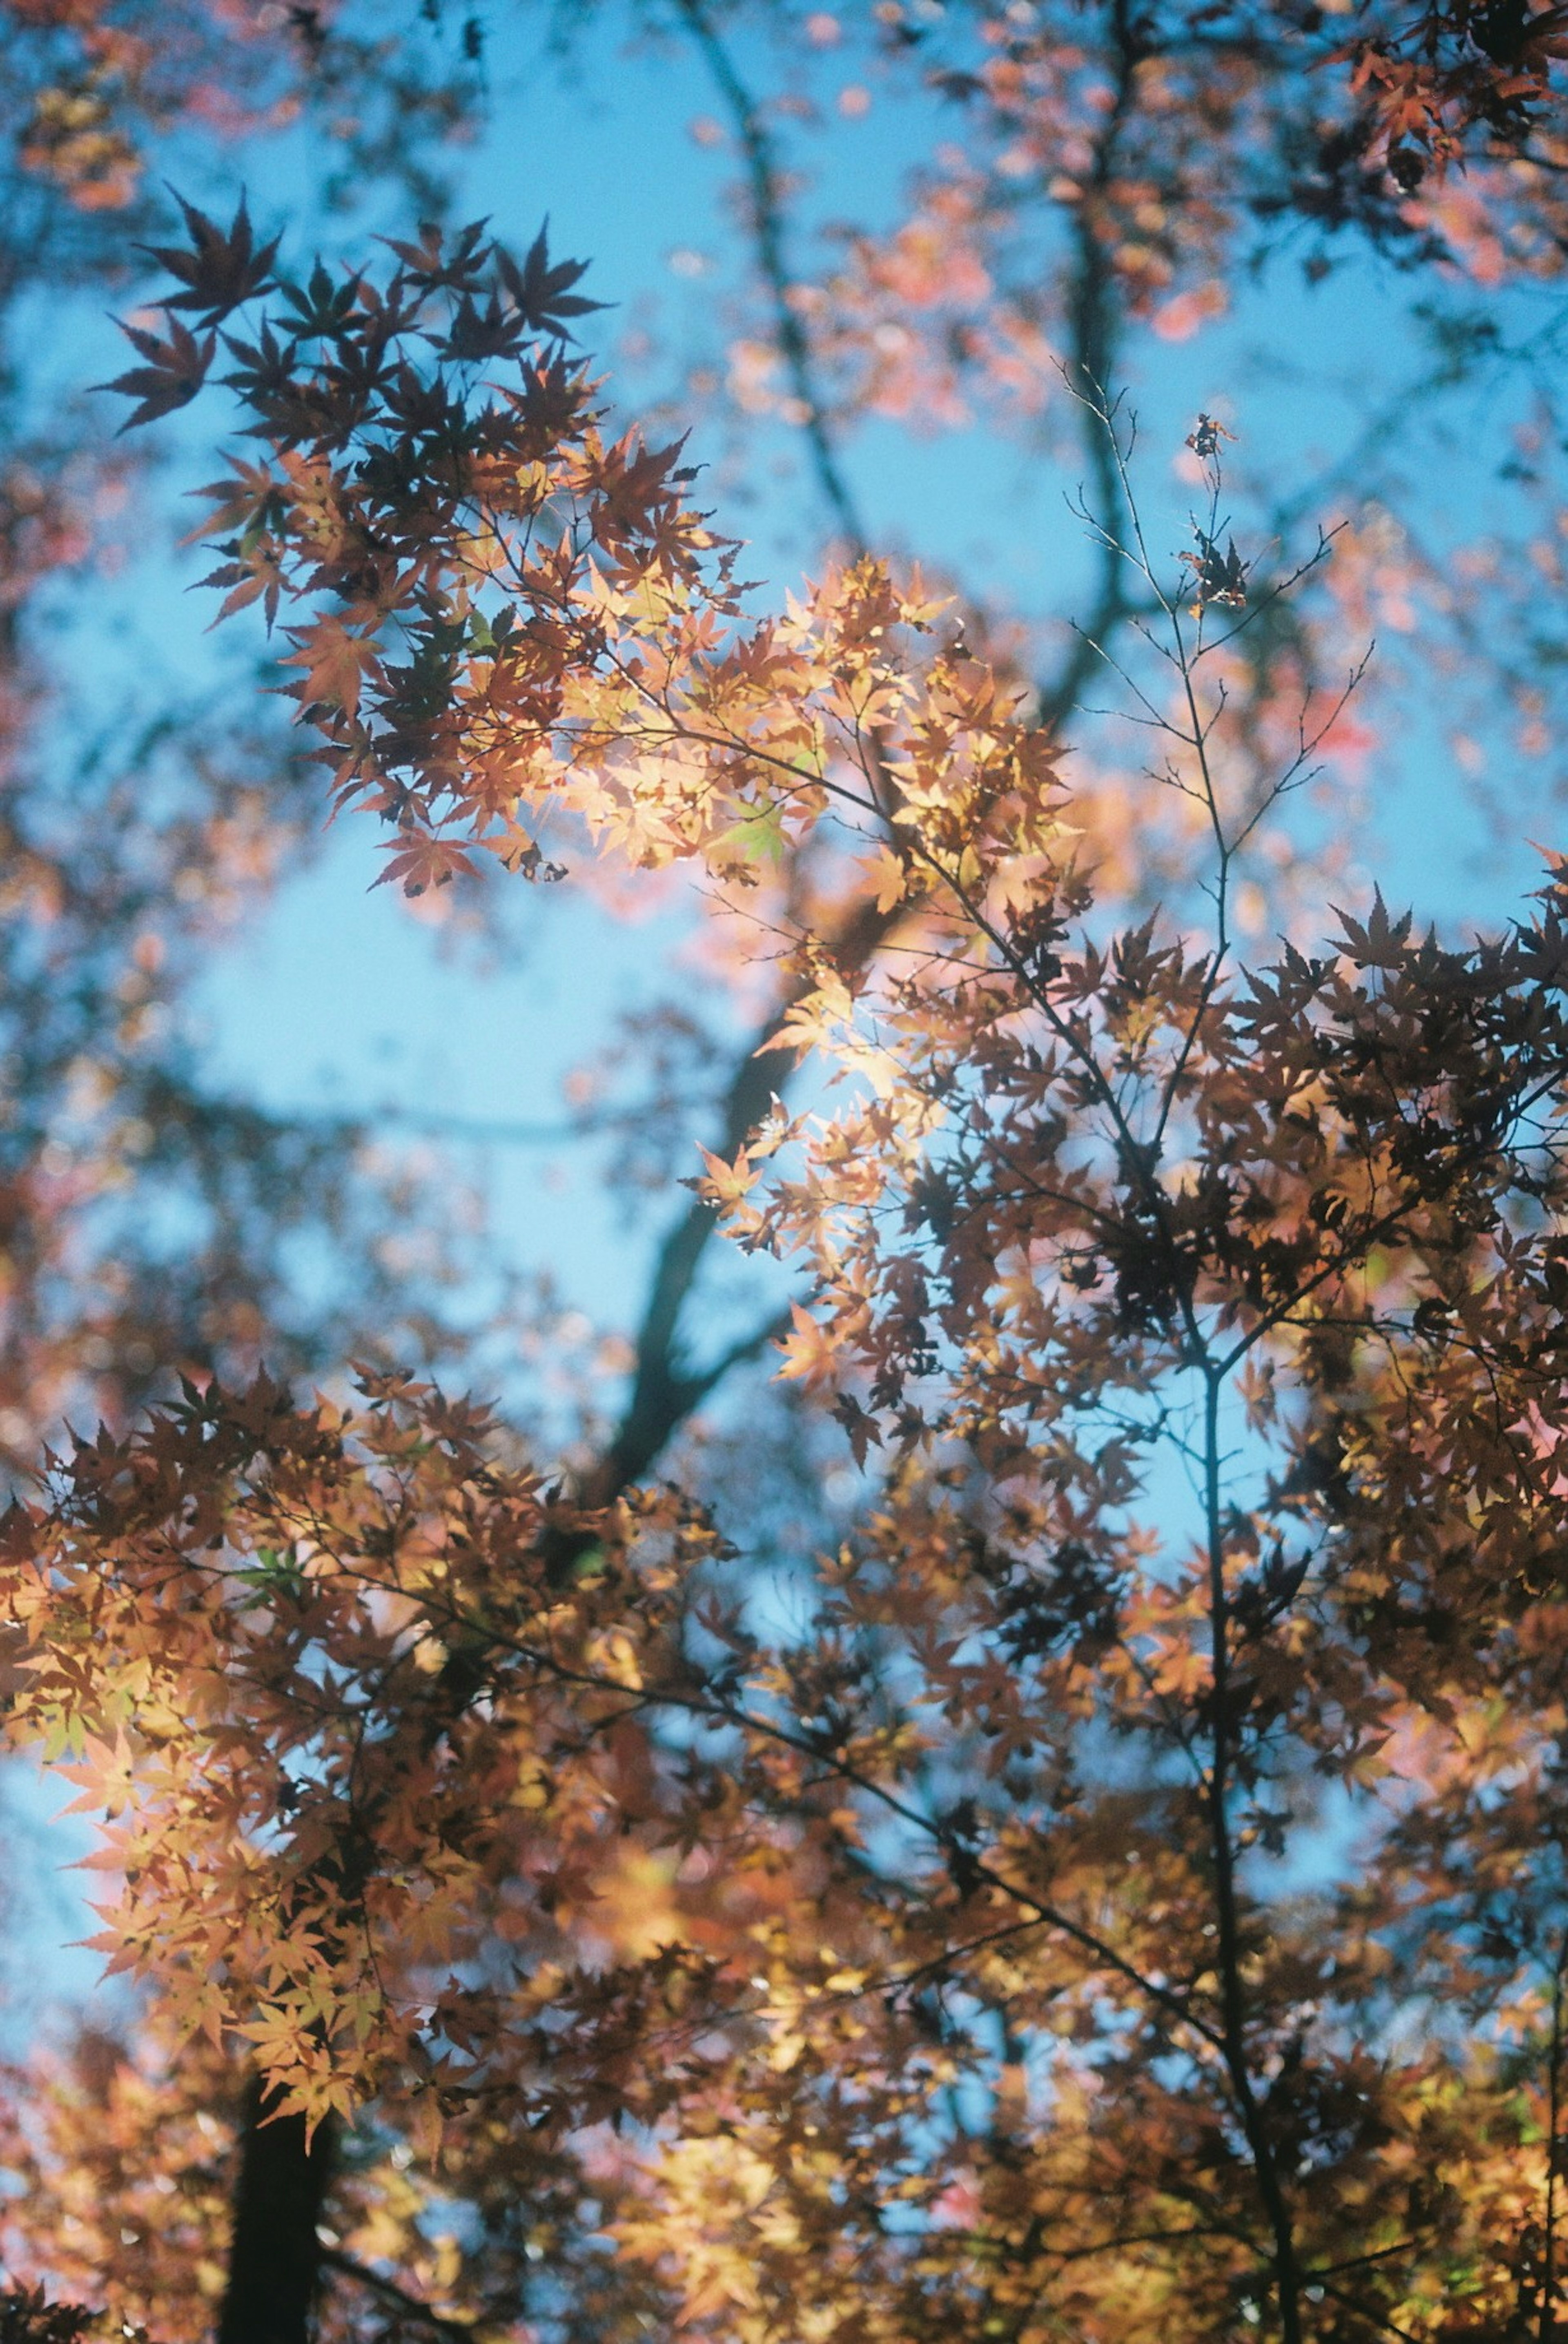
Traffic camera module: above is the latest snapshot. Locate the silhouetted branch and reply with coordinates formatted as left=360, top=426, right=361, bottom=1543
left=320, top=2248, right=477, bottom=2342
left=675, top=0, right=865, bottom=551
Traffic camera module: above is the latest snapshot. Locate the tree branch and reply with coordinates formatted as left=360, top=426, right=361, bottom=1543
left=320, top=2248, right=475, bottom=2342
left=674, top=0, right=865, bottom=551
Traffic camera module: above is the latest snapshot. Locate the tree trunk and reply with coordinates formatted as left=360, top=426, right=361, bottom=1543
left=216, top=2080, right=337, bottom=2344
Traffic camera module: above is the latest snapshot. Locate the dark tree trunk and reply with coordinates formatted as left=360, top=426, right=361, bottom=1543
left=216, top=2080, right=338, bottom=2344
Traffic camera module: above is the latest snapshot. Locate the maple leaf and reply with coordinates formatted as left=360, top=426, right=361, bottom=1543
left=1185, top=411, right=1237, bottom=461
left=494, top=221, right=605, bottom=341
left=696, top=1144, right=758, bottom=1212
left=283, top=620, right=382, bottom=720
left=775, top=1301, right=842, bottom=1390
left=372, top=829, right=480, bottom=896
left=383, top=216, right=493, bottom=296
left=830, top=1391, right=883, bottom=1468
left=1331, top=885, right=1414, bottom=969
left=138, top=190, right=279, bottom=325
left=98, top=315, right=215, bottom=430
left=274, top=258, right=364, bottom=343
left=1178, top=527, right=1249, bottom=612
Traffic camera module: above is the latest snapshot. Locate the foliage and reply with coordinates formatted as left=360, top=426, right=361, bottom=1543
left=1, top=7, right=1568, bottom=2344
left=0, top=2293, right=93, bottom=2344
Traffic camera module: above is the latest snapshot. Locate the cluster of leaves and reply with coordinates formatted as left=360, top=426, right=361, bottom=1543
left=5, top=0, right=474, bottom=221
left=0, top=2293, right=92, bottom=2344
left=719, top=0, right=1568, bottom=873
left=106, top=201, right=754, bottom=896
left=0, top=0, right=511, bottom=1489
left=1331, top=0, right=1568, bottom=185
left=3, top=1365, right=758, bottom=2134
left=10, top=361, right=1568, bottom=2344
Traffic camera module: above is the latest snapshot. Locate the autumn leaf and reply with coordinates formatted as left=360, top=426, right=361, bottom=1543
left=138, top=190, right=279, bottom=324
left=98, top=315, right=215, bottom=430
left=372, top=829, right=480, bottom=896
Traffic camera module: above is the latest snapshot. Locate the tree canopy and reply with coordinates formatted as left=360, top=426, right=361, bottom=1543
left=2, top=7, right=1568, bottom=2344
